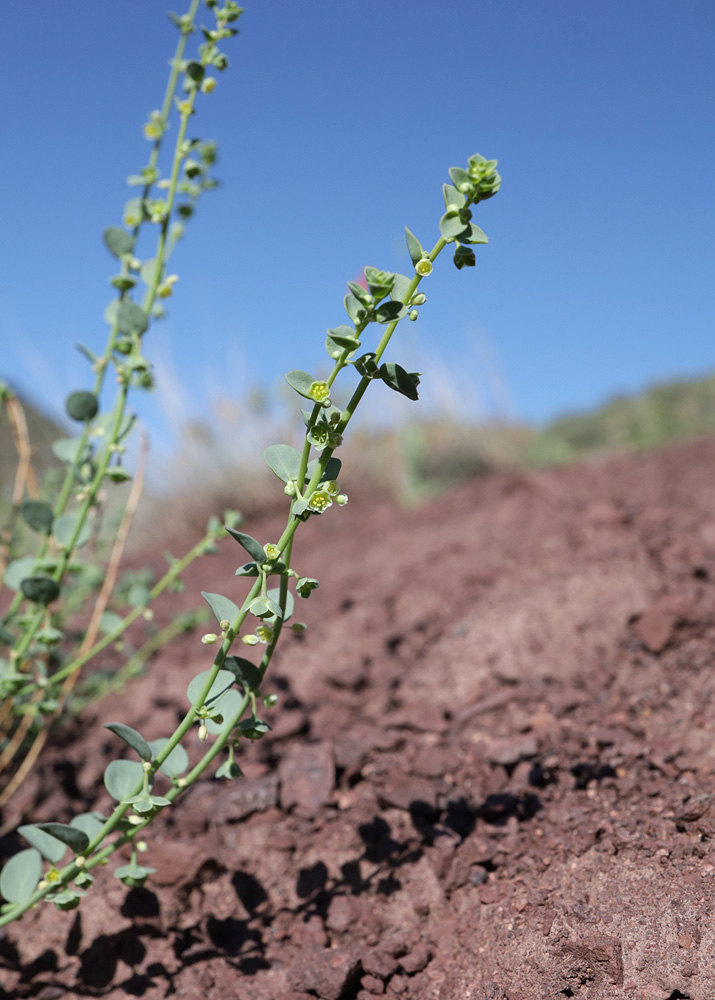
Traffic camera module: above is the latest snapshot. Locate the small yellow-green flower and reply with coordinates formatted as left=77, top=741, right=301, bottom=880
left=308, top=380, right=330, bottom=403
left=307, top=490, right=333, bottom=513
left=157, top=274, right=179, bottom=298
left=46, top=867, right=61, bottom=883
left=263, top=542, right=280, bottom=561
left=201, top=77, right=217, bottom=93
left=143, top=110, right=164, bottom=140
left=324, top=480, right=340, bottom=497
left=415, top=258, right=433, bottom=276
left=176, top=99, right=194, bottom=117
left=255, top=624, right=274, bottom=644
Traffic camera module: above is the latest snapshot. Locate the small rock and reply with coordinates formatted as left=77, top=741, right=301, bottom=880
left=326, top=894, right=357, bottom=933
left=634, top=602, right=679, bottom=653
left=361, top=948, right=399, bottom=979
left=400, top=944, right=432, bottom=974
left=376, top=776, right=437, bottom=814
left=485, top=734, right=538, bottom=767
left=360, top=973, right=385, bottom=994
left=287, top=945, right=362, bottom=1000
left=279, top=742, right=335, bottom=818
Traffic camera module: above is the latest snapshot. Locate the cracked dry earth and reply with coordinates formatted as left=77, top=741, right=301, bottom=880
left=3, top=437, right=715, bottom=1000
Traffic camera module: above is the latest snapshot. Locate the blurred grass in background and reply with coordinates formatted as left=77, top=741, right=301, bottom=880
left=3, top=371, right=715, bottom=552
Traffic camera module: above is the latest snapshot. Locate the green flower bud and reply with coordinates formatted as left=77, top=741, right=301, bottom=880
left=242, top=634, right=259, bottom=646
left=410, top=293, right=427, bottom=306
left=201, top=633, right=218, bottom=645
left=336, top=494, right=349, bottom=506
left=409, top=309, right=419, bottom=321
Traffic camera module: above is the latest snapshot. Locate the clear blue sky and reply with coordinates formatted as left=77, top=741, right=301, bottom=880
left=2, top=0, right=713, bottom=451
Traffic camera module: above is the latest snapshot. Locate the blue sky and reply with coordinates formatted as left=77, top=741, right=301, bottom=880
left=2, top=0, right=713, bottom=452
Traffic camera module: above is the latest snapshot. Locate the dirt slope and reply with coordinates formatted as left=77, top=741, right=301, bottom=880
left=3, top=437, right=715, bottom=1000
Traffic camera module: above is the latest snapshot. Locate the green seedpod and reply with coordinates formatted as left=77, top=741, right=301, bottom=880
left=184, top=60, right=205, bottom=82
left=20, top=576, right=60, bottom=606
left=453, top=245, right=476, bottom=269
left=21, top=500, right=53, bottom=535
left=116, top=300, right=149, bottom=336
left=53, top=891, right=84, bottom=911
left=114, top=863, right=156, bottom=888
left=0, top=849, right=42, bottom=904
left=65, top=391, right=99, bottom=422
left=201, top=590, right=240, bottom=624
left=103, top=226, right=134, bottom=258
left=105, top=722, right=153, bottom=762
left=215, top=760, right=243, bottom=780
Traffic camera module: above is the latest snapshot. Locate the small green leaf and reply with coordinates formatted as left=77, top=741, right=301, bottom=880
left=74, top=872, right=94, bottom=889
left=53, top=890, right=84, bottom=911
left=374, top=301, right=408, bottom=324
left=264, top=444, right=301, bottom=484
left=103, top=227, right=134, bottom=258
left=306, top=456, right=342, bottom=484
left=66, top=391, right=98, bottom=422
left=205, top=687, right=243, bottom=734
left=20, top=576, right=60, bottom=605
left=3, top=556, right=35, bottom=591
left=18, top=824, right=67, bottom=864
left=104, top=467, right=132, bottom=483
left=99, top=610, right=124, bottom=635
left=448, top=166, right=472, bottom=191
left=378, top=363, right=420, bottom=401
left=21, top=501, right=53, bottom=535
left=53, top=511, right=91, bottom=549
left=116, top=300, right=149, bottom=336
left=235, top=562, right=260, bottom=577
left=104, top=759, right=144, bottom=802
left=285, top=370, right=317, bottom=400
left=104, top=722, right=153, bottom=762
left=390, top=273, right=413, bottom=302
left=439, top=211, right=470, bottom=241
left=186, top=669, right=235, bottom=708
left=70, top=812, right=106, bottom=842
left=223, top=530, right=266, bottom=565
left=52, top=437, right=92, bottom=466
left=344, top=291, right=366, bottom=325
left=442, top=182, right=466, bottom=209
left=296, top=577, right=320, bottom=598
left=456, top=222, right=488, bottom=245
left=223, top=656, right=262, bottom=691
left=201, top=591, right=240, bottom=623
left=36, top=823, right=89, bottom=855
left=114, top=862, right=156, bottom=887
left=0, top=849, right=42, bottom=903
left=149, top=738, right=189, bottom=778
left=405, top=227, right=424, bottom=267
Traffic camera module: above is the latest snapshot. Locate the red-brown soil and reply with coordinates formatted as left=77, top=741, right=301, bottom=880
left=3, top=437, right=715, bottom=1000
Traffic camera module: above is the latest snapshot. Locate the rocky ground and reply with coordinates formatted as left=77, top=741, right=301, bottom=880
left=3, top=437, right=715, bottom=999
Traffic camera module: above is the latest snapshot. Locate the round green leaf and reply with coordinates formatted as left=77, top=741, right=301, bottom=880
left=116, top=300, right=149, bottom=336
left=263, top=444, right=301, bottom=484
left=0, top=848, right=42, bottom=904
left=103, top=226, right=134, bottom=258
left=149, top=738, right=189, bottom=778
left=20, top=576, right=60, bottom=605
left=205, top=687, right=243, bottom=734
left=21, top=501, right=53, bottom=534
left=53, top=511, right=91, bottom=550
left=70, top=812, right=105, bottom=842
left=201, top=590, right=241, bottom=624
left=223, top=655, right=262, bottom=691
left=186, top=669, right=235, bottom=709
left=3, top=556, right=36, bottom=591
left=18, top=824, right=67, bottom=864
left=104, top=759, right=144, bottom=802
left=65, top=391, right=99, bottom=422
